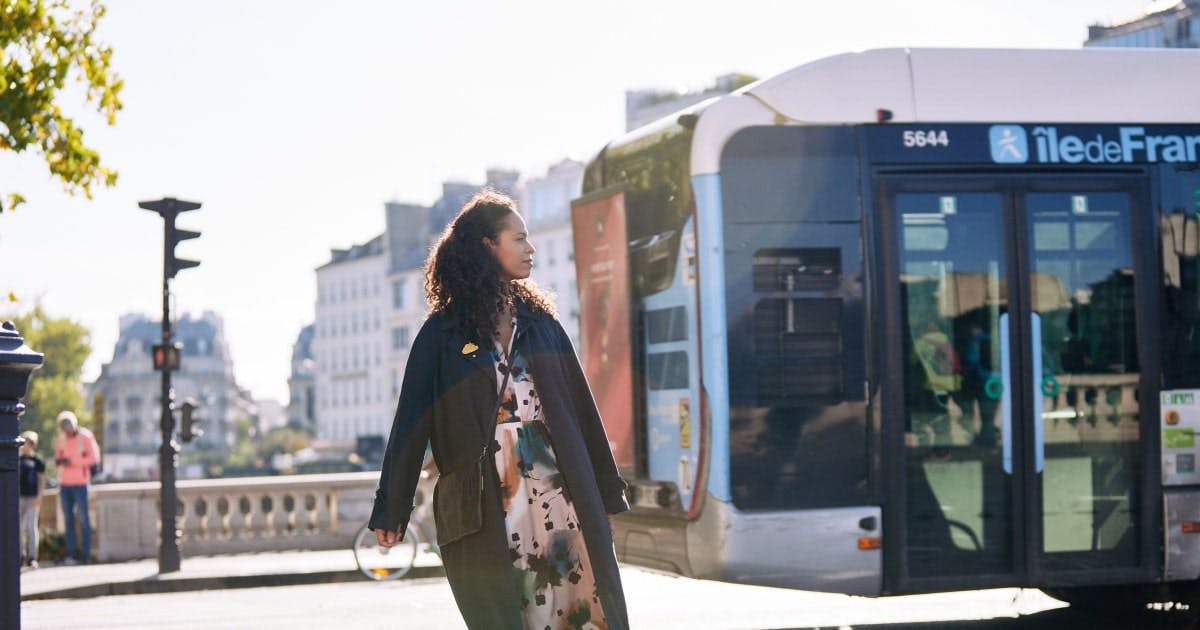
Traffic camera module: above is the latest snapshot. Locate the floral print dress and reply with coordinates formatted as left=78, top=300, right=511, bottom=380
left=492, top=317, right=608, bottom=630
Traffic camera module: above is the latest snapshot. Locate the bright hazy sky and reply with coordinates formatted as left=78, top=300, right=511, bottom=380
left=0, top=0, right=1156, bottom=403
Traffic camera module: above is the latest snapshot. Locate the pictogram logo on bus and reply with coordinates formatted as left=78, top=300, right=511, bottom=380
left=989, top=125, right=1028, bottom=163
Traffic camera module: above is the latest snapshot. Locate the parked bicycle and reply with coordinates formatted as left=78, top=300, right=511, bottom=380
left=353, top=465, right=439, bottom=581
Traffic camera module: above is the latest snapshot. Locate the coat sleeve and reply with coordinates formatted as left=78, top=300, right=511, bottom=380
left=368, top=318, right=440, bottom=534
left=552, top=320, right=630, bottom=515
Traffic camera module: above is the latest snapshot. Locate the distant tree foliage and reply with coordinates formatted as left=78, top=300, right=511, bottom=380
left=5, top=306, right=93, bottom=460
left=261, top=426, right=311, bottom=457
left=0, top=0, right=123, bottom=212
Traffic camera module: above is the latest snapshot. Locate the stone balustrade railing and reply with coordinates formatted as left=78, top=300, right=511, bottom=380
left=1041, top=372, right=1141, bottom=443
left=908, top=371, right=1144, bottom=448
left=40, top=471, right=380, bottom=562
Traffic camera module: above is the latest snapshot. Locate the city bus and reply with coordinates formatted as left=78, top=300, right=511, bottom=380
left=569, top=47, right=1200, bottom=609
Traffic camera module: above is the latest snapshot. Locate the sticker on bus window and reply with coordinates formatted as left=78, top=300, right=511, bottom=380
left=1178, top=454, right=1196, bottom=474
left=679, top=398, right=691, bottom=449
left=1163, top=391, right=1196, bottom=406
left=682, top=231, right=696, bottom=286
left=1164, top=428, right=1195, bottom=449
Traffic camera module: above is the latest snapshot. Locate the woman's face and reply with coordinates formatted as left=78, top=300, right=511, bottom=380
left=486, top=212, right=535, bottom=282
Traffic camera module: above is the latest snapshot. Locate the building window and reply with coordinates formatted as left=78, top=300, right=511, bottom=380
left=392, top=279, right=406, bottom=309
left=392, top=326, right=410, bottom=350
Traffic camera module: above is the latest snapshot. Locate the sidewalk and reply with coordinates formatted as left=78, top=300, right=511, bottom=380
left=20, top=548, right=445, bottom=600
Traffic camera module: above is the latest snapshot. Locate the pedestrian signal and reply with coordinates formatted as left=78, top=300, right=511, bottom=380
left=153, top=343, right=182, bottom=371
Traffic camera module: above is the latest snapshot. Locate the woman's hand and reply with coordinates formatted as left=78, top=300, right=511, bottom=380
left=375, top=528, right=399, bottom=548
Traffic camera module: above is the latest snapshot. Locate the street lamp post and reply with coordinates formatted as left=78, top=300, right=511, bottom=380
left=0, top=321, right=44, bottom=629
left=140, top=196, right=201, bottom=574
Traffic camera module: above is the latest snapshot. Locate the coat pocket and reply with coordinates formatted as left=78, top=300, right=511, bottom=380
left=432, top=457, right=485, bottom=546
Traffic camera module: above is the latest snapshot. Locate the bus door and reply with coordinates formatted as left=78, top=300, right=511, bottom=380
left=880, top=173, right=1156, bottom=592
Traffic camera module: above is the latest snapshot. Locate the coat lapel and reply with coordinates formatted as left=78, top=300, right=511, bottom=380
left=441, top=318, right=496, bottom=383
left=438, top=300, right=540, bottom=398
left=514, top=299, right=538, bottom=339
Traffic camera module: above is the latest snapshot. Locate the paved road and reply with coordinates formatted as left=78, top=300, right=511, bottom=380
left=22, top=565, right=1197, bottom=629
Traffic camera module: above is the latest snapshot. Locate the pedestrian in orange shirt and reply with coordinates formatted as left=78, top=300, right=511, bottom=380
left=54, top=411, right=100, bottom=564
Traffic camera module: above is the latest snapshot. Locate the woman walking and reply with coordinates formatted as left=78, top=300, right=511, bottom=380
left=369, top=191, right=630, bottom=629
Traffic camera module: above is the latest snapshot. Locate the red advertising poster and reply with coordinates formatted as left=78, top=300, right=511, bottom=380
left=571, top=188, right=635, bottom=472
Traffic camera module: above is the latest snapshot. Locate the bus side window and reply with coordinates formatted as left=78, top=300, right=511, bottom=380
left=1160, top=166, right=1200, bottom=389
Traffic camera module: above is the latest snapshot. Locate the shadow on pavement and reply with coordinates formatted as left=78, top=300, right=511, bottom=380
left=779, top=605, right=1200, bottom=630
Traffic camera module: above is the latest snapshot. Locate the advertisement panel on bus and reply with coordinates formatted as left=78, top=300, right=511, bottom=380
left=571, top=188, right=637, bottom=472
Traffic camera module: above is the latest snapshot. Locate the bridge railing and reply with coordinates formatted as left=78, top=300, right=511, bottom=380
left=40, top=471, right=379, bottom=562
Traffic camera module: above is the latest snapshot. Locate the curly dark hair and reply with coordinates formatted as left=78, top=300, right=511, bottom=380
left=425, top=190, right=556, bottom=341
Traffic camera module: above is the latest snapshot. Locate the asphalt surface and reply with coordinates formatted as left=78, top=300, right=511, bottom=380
left=19, top=550, right=1200, bottom=629
left=19, top=547, right=445, bottom=600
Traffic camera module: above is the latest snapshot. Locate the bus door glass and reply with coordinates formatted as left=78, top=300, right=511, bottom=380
left=1022, top=184, right=1142, bottom=574
left=885, top=175, right=1149, bottom=588
left=891, top=184, right=1014, bottom=581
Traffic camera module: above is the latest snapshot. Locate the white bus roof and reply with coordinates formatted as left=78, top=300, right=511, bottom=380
left=691, top=47, right=1200, bottom=174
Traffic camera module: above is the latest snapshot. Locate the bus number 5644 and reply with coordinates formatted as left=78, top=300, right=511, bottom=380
left=902, top=129, right=950, bottom=147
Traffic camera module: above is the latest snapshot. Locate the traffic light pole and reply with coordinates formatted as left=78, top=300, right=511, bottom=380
left=158, top=248, right=180, bottom=573
left=140, top=197, right=201, bottom=575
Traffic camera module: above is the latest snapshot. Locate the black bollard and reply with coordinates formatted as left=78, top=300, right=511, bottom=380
left=0, top=321, right=45, bottom=630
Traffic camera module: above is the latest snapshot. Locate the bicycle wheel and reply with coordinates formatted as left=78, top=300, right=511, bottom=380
left=353, top=524, right=417, bottom=581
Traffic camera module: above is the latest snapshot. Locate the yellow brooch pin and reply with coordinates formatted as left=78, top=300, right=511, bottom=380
left=461, top=342, right=479, bottom=355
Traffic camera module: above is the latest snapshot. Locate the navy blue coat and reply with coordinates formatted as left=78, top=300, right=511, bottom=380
left=369, top=299, right=630, bottom=629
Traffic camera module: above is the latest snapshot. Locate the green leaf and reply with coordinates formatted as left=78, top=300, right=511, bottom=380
left=1, top=0, right=123, bottom=208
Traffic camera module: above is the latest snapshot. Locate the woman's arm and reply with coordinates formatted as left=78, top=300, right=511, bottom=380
left=368, top=318, right=441, bottom=537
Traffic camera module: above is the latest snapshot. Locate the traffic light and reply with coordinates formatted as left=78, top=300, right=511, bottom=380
left=166, top=222, right=201, bottom=278
left=180, top=399, right=202, bottom=443
left=139, top=197, right=201, bottom=278
left=152, top=342, right=182, bottom=371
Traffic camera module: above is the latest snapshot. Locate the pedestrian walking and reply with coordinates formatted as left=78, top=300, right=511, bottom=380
left=369, top=191, right=630, bottom=629
left=54, top=410, right=100, bottom=564
left=18, top=430, right=46, bottom=568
